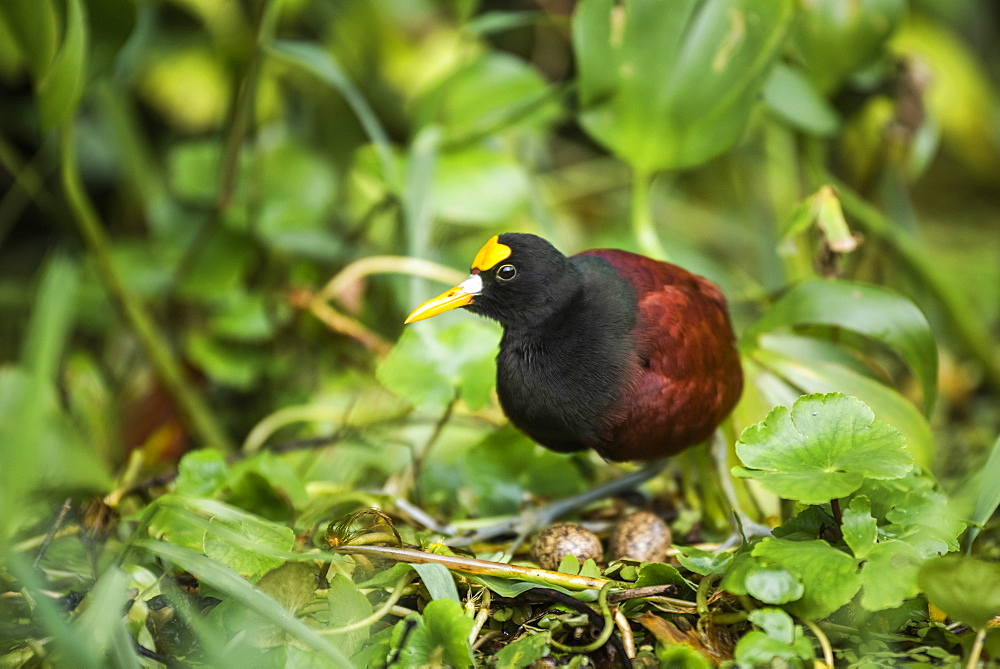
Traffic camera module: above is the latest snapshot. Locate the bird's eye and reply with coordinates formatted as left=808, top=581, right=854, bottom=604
left=496, top=264, right=517, bottom=282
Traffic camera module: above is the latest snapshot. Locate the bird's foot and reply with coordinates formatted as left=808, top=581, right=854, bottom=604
left=448, top=459, right=670, bottom=557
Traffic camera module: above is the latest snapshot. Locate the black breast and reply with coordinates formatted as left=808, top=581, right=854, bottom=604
left=494, top=257, right=638, bottom=453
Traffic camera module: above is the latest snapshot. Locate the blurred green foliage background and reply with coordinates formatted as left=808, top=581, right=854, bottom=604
left=2, top=0, right=999, bottom=529
left=1, top=0, right=1000, bottom=662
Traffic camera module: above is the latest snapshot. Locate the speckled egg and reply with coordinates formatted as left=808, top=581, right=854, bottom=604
left=608, top=511, right=671, bottom=563
left=530, top=522, right=603, bottom=570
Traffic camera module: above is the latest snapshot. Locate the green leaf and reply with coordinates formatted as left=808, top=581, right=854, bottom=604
left=753, top=344, right=933, bottom=470
left=0, top=0, right=59, bottom=79
left=738, top=608, right=818, bottom=666
left=202, top=516, right=296, bottom=582
left=389, top=599, right=474, bottom=668
left=328, top=573, right=374, bottom=657
left=744, top=279, right=938, bottom=414
left=674, top=545, right=733, bottom=575
left=431, top=145, right=529, bottom=225
left=185, top=331, right=266, bottom=390
left=790, top=0, right=906, bottom=94
left=378, top=320, right=498, bottom=411
left=734, top=393, right=913, bottom=505
left=634, top=562, right=691, bottom=591
left=967, top=432, right=1000, bottom=550
left=743, top=566, right=804, bottom=605
left=37, top=0, right=88, bottom=130
left=863, top=476, right=965, bottom=557
left=751, top=538, right=862, bottom=620
left=747, top=608, right=795, bottom=644
left=136, top=540, right=350, bottom=664
left=411, top=563, right=460, bottom=603
left=175, top=449, right=229, bottom=497
left=762, top=63, right=839, bottom=136
left=573, top=0, right=795, bottom=171
left=467, top=575, right=578, bottom=599
left=492, top=633, right=549, bottom=667
left=918, top=557, right=1000, bottom=629
left=842, top=495, right=878, bottom=559
left=655, top=643, right=713, bottom=668
left=859, top=540, right=923, bottom=612
left=414, top=50, right=560, bottom=140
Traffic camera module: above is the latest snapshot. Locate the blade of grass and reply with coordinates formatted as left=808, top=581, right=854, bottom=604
left=0, top=256, right=77, bottom=540
left=135, top=539, right=350, bottom=664
left=966, top=432, right=1000, bottom=553
left=73, top=567, right=140, bottom=668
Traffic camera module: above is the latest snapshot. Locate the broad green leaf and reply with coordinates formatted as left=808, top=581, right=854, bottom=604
left=493, top=633, right=549, bottom=667
left=735, top=629, right=814, bottom=665
left=751, top=538, right=862, bottom=620
left=967, top=432, right=1000, bottom=550
left=918, top=557, right=1000, bottom=629
left=634, top=562, right=691, bottom=591
left=389, top=600, right=475, bottom=668
left=747, top=608, right=795, bottom=644
left=411, top=563, right=461, bottom=603
left=656, top=644, right=712, bottom=668
left=744, top=565, right=804, bottom=605
left=328, top=574, right=374, bottom=657
left=256, top=562, right=318, bottom=615
left=0, top=0, right=59, bottom=79
left=865, top=476, right=965, bottom=557
left=737, top=609, right=816, bottom=666
left=842, top=495, right=878, bottom=559
left=763, top=63, right=839, bottom=136
left=859, top=540, right=922, bottom=611
left=753, top=346, right=933, bottom=469
left=185, top=330, right=266, bottom=390
left=136, top=540, right=350, bottom=664
left=790, top=0, right=905, bottom=93
left=203, top=516, right=296, bottom=581
left=573, top=0, right=795, bottom=171
left=734, top=393, right=913, bottom=505
left=37, top=0, right=88, bottom=130
left=414, top=50, right=560, bottom=140
left=378, top=320, right=498, bottom=411
left=744, top=279, right=938, bottom=414
left=175, top=449, right=229, bottom=497
left=423, top=600, right=475, bottom=667
left=432, top=145, right=529, bottom=225
left=674, top=545, right=733, bottom=575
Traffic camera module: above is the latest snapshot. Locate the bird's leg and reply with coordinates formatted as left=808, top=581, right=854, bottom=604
left=449, top=459, right=670, bottom=555
left=711, top=430, right=772, bottom=550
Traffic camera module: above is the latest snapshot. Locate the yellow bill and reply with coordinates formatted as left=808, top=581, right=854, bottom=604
left=404, top=274, right=483, bottom=324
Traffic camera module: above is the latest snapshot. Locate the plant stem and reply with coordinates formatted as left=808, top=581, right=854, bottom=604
left=334, top=544, right=615, bottom=592
left=830, top=498, right=843, bottom=526
left=60, top=129, right=235, bottom=453
left=967, top=627, right=986, bottom=669
left=549, top=582, right=615, bottom=653
left=803, top=617, right=834, bottom=668
left=631, top=168, right=669, bottom=260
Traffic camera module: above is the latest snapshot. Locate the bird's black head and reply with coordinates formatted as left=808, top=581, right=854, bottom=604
left=405, top=233, right=581, bottom=329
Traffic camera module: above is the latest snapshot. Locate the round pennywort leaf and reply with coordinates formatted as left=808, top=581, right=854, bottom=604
left=733, top=393, right=913, bottom=505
